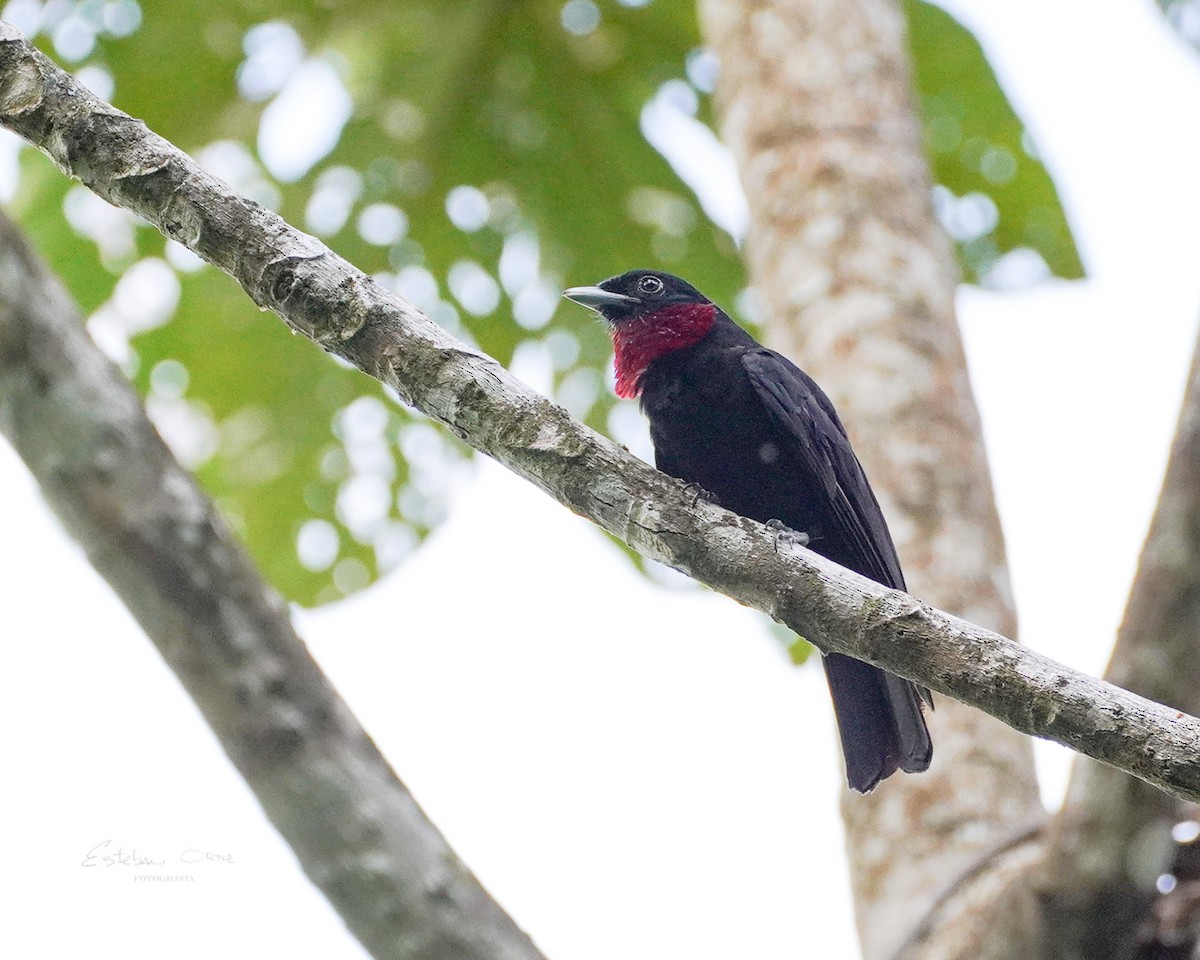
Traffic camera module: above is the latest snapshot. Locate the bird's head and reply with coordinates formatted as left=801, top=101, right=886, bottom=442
left=563, top=270, right=710, bottom=325
left=563, top=270, right=718, bottom=398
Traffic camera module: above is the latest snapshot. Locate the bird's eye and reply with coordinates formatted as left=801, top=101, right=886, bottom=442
left=637, top=275, right=665, bottom=296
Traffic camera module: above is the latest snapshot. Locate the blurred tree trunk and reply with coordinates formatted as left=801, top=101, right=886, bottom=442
left=1038, top=335, right=1200, bottom=959
left=698, top=0, right=1041, bottom=957
left=4, top=5, right=1198, bottom=958
left=0, top=209, right=549, bottom=960
left=700, top=2, right=1200, bottom=959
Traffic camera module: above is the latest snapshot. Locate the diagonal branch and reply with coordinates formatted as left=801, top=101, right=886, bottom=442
left=0, top=209, right=545, bottom=960
left=1039, top=322, right=1200, bottom=954
left=2, top=23, right=1199, bottom=811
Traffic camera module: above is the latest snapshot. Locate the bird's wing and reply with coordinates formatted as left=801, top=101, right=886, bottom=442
left=741, top=348, right=906, bottom=591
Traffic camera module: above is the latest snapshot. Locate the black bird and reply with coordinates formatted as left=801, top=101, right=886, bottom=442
left=564, top=269, right=932, bottom=793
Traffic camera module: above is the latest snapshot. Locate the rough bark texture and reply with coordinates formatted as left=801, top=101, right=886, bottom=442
left=1039, top=330, right=1200, bottom=959
left=5, top=24, right=1200, bottom=959
left=894, top=833, right=1046, bottom=960
left=1, top=19, right=1196, bottom=806
left=0, top=209, right=546, bottom=960
left=696, top=1, right=1041, bottom=957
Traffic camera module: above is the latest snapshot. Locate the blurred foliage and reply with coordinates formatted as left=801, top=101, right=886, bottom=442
left=785, top=632, right=814, bottom=667
left=4, top=0, right=1081, bottom=606
left=907, top=0, right=1083, bottom=283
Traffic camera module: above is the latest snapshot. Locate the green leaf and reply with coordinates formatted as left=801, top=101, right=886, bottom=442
left=8, top=0, right=1082, bottom=607
left=130, top=262, right=436, bottom=607
left=324, top=0, right=745, bottom=377
left=787, top=633, right=815, bottom=666
left=906, top=0, right=1085, bottom=283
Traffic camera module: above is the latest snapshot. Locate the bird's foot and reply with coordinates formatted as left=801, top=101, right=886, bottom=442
left=766, top=518, right=809, bottom=552
left=681, top=481, right=720, bottom=508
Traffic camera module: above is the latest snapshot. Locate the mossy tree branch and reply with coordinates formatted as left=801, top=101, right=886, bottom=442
left=2, top=17, right=1199, bottom=844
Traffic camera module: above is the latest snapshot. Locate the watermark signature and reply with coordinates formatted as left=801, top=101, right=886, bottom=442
left=81, top=839, right=237, bottom=880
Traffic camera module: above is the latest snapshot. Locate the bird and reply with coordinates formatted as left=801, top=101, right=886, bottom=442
left=563, top=269, right=932, bottom=793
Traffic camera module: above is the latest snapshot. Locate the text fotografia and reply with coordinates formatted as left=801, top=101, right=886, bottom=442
left=82, top=840, right=236, bottom=869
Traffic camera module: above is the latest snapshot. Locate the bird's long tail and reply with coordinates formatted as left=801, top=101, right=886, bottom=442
left=822, top=652, right=932, bottom=793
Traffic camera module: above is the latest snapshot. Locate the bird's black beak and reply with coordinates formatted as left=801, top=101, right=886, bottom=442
left=562, top=286, right=639, bottom=313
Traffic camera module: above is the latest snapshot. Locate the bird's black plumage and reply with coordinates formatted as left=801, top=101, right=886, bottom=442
left=564, top=269, right=932, bottom=793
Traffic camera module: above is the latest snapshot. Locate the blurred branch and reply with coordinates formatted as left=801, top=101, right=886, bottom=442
left=1159, top=0, right=1200, bottom=57
left=1039, top=325, right=1200, bottom=957
left=697, top=1, right=1039, bottom=956
left=2, top=15, right=1200, bottom=823
left=0, top=215, right=544, bottom=958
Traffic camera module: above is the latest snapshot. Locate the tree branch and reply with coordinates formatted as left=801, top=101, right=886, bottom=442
left=2, top=21, right=1198, bottom=814
left=1038, top=322, right=1200, bottom=955
left=0, top=215, right=545, bottom=959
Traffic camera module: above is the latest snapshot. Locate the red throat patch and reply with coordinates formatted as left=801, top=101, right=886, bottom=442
left=611, top=302, right=717, bottom=399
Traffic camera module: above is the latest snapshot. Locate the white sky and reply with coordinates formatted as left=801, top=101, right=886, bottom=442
left=4, top=1, right=1200, bottom=958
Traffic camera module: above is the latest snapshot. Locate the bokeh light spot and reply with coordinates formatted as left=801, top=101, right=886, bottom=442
left=561, top=0, right=601, bottom=36
left=297, top=519, right=339, bottom=571
left=357, top=203, right=408, bottom=246
left=448, top=260, right=501, bottom=316
left=445, top=186, right=491, bottom=232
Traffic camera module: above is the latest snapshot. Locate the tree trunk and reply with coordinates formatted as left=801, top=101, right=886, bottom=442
left=1040, top=326, right=1200, bottom=959
left=697, top=1, right=1042, bottom=956
left=0, top=209, right=548, bottom=960
left=6, top=15, right=1200, bottom=957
